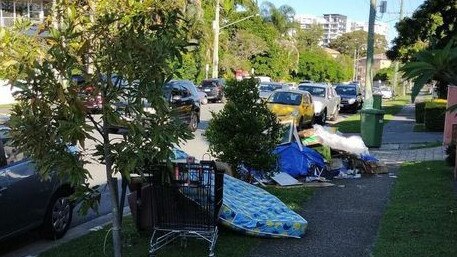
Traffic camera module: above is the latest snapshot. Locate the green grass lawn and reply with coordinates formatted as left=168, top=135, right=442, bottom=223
left=335, top=96, right=410, bottom=133
left=373, top=161, right=457, bottom=257
left=408, top=141, right=442, bottom=150
left=41, top=186, right=313, bottom=257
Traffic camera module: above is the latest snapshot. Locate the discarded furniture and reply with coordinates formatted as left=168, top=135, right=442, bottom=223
left=147, top=161, right=224, bottom=257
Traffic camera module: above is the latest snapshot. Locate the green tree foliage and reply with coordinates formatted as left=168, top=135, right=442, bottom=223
left=387, top=0, right=457, bottom=61
left=401, top=40, right=457, bottom=101
left=374, top=66, right=395, bottom=83
left=296, top=48, right=352, bottom=83
left=198, top=1, right=351, bottom=82
left=260, top=1, right=297, bottom=34
left=205, top=78, right=281, bottom=176
left=219, top=29, right=268, bottom=75
left=0, top=1, right=197, bottom=256
left=296, top=24, right=324, bottom=50
left=329, top=30, right=387, bottom=57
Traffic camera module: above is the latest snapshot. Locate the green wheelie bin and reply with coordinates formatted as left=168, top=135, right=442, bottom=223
left=360, top=108, right=385, bottom=148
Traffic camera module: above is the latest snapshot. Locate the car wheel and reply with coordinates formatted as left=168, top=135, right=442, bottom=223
left=297, top=117, right=305, bottom=130
left=330, top=107, right=339, bottom=121
left=319, top=110, right=327, bottom=125
left=43, top=193, right=73, bottom=239
left=201, top=97, right=208, bottom=105
left=188, top=112, right=198, bottom=132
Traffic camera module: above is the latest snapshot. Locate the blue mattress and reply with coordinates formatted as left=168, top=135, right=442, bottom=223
left=219, top=175, right=308, bottom=238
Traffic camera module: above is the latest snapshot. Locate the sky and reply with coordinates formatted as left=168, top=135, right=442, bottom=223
left=265, top=0, right=426, bottom=43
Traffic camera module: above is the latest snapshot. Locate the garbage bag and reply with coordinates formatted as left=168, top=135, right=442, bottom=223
left=313, top=125, right=369, bottom=155
left=274, top=142, right=325, bottom=177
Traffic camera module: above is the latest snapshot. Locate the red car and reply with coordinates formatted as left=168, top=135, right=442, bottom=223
left=72, top=75, right=102, bottom=113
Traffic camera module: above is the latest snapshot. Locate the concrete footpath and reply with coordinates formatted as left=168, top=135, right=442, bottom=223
left=248, top=104, right=445, bottom=257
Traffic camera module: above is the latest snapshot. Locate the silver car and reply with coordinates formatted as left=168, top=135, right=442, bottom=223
left=258, top=82, right=289, bottom=100
left=298, top=83, right=341, bottom=124
left=0, top=124, right=74, bottom=241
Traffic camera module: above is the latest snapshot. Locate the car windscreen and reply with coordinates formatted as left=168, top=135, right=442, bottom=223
left=201, top=80, right=217, bottom=88
left=268, top=92, right=302, bottom=106
left=259, top=84, right=275, bottom=92
left=163, top=82, right=174, bottom=99
left=335, top=86, right=356, bottom=96
left=163, top=81, right=196, bottom=99
left=298, top=85, right=326, bottom=97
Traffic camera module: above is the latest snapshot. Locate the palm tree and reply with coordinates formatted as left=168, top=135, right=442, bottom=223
left=401, top=40, right=457, bottom=101
left=260, top=1, right=297, bottom=35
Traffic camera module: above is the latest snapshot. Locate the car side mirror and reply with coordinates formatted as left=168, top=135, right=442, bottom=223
left=171, top=95, right=182, bottom=102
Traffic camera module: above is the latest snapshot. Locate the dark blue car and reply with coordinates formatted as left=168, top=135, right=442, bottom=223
left=335, top=84, right=364, bottom=113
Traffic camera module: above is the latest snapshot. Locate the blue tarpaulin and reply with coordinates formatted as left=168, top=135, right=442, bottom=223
left=273, top=142, right=325, bottom=177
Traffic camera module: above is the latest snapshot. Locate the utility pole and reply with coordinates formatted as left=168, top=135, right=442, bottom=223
left=212, top=0, right=220, bottom=79
left=363, top=0, right=377, bottom=110
left=391, top=0, right=404, bottom=96
left=353, top=49, right=357, bottom=81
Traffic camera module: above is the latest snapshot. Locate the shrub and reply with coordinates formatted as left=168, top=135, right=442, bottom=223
left=445, top=142, right=456, bottom=166
left=424, top=100, right=447, bottom=132
left=415, top=101, right=425, bottom=123
left=205, top=78, right=282, bottom=177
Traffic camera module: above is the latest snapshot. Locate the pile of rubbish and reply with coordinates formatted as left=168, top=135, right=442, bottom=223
left=244, top=121, right=387, bottom=186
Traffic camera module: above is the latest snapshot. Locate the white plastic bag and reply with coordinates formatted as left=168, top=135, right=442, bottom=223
left=313, top=125, right=369, bottom=155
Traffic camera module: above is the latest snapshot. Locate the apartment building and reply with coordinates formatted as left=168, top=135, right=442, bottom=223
left=295, top=14, right=325, bottom=29
left=295, top=13, right=389, bottom=46
left=350, top=21, right=389, bottom=39
left=0, top=0, right=49, bottom=27
left=321, top=14, right=348, bottom=46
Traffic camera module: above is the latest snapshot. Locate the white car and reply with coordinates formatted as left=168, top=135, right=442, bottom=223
left=297, top=83, right=341, bottom=124
left=380, top=86, right=393, bottom=99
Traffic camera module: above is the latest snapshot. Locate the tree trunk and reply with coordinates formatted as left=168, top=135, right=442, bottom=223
left=102, top=121, right=123, bottom=257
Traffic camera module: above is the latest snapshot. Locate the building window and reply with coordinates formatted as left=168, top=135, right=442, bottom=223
left=1, top=1, right=15, bottom=27
left=1, top=0, right=45, bottom=27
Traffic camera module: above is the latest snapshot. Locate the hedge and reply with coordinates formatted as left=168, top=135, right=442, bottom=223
left=424, top=100, right=447, bottom=132
left=415, top=101, right=425, bottom=123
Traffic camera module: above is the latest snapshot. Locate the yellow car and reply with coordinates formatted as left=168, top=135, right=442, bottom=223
left=266, top=90, right=315, bottom=129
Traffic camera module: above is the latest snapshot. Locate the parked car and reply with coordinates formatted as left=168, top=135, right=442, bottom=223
left=200, top=79, right=225, bottom=103
left=254, top=76, right=272, bottom=83
left=285, top=82, right=297, bottom=90
left=266, top=90, right=314, bottom=129
left=335, top=84, right=363, bottom=113
left=162, top=80, right=201, bottom=132
left=297, top=83, right=340, bottom=124
left=197, top=88, right=208, bottom=105
left=380, top=86, right=393, bottom=99
left=113, top=80, right=201, bottom=132
left=258, top=82, right=289, bottom=100
left=0, top=125, right=74, bottom=241
left=72, top=75, right=103, bottom=113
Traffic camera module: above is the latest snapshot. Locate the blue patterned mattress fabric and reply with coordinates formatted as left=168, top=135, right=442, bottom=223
left=219, top=174, right=308, bottom=238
